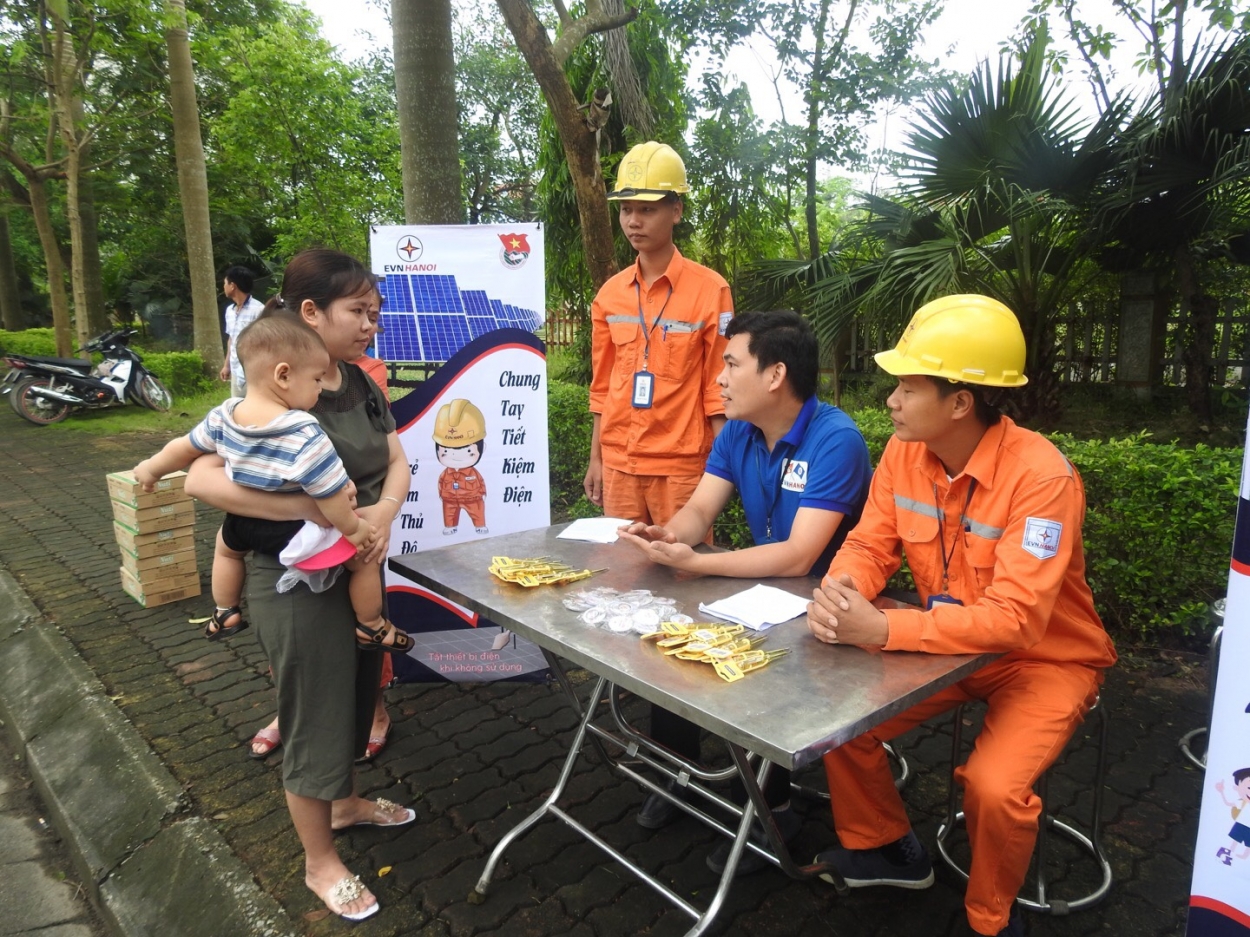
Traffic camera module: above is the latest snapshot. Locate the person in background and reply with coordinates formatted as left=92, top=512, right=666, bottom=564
left=619, top=309, right=870, bottom=874
left=807, top=294, right=1116, bottom=937
left=221, top=265, right=265, bottom=397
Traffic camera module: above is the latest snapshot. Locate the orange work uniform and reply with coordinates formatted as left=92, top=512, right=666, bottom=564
left=438, top=467, right=486, bottom=528
left=822, top=417, right=1116, bottom=936
left=589, top=248, right=731, bottom=525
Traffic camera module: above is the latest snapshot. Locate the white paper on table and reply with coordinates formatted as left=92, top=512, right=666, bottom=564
left=556, top=517, right=634, bottom=544
left=698, top=584, right=811, bottom=631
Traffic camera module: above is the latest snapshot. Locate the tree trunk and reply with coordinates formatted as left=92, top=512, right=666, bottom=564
left=393, top=0, right=464, bottom=224
left=1178, top=249, right=1215, bottom=423
left=49, top=19, right=93, bottom=349
left=163, top=0, right=222, bottom=371
left=497, top=0, right=618, bottom=290
left=26, top=174, right=72, bottom=355
left=803, top=0, right=832, bottom=261
left=0, top=213, right=24, bottom=330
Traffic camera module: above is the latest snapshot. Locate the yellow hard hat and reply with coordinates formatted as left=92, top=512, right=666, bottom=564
left=607, top=142, right=689, bottom=201
left=432, top=399, right=486, bottom=447
left=875, top=294, right=1029, bottom=387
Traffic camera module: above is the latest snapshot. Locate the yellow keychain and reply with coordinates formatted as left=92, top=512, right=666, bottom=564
left=714, top=648, right=790, bottom=682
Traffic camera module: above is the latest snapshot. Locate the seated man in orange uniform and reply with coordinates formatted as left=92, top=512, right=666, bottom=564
left=806, top=295, right=1116, bottom=937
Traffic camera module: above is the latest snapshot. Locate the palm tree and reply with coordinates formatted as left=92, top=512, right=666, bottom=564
left=1094, top=40, right=1250, bottom=422
left=744, top=30, right=1126, bottom=422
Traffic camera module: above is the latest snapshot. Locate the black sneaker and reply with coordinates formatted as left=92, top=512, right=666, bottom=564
left=706, top=804, right=803, bottom=876
left=636, top=781, right=687, bottom=829
left=814, top=829, right=935, bottom=889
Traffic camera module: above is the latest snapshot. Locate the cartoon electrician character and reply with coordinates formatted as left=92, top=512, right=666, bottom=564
left=434, top=398, right=488, bottom=535
left=1216, top=767, right=1250, bottom=865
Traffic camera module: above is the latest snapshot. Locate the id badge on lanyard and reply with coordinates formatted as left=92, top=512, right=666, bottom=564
left=926, top=593, right=964, bottom=610
left=632, top=370, right=654, bottom=408
left=631, top=281, right=671, bottom=409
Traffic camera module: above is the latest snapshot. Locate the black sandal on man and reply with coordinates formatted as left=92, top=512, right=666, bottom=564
left=195, top=605, right=250, bottom=641
left=355, top=619, right=414, bottom=655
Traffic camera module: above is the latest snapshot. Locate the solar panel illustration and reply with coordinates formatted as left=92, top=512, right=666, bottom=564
left=376, top=274, right=541, bottom=362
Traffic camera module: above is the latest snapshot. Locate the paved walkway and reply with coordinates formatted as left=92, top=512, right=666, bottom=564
left=0, top=405, right=1211, bottom=936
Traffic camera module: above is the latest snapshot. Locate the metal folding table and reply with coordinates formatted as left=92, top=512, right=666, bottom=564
left=389, top=524, right=993, bottom=936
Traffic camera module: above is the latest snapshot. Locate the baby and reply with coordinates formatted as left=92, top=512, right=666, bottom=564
left=133, top=314, right=412, bottom=654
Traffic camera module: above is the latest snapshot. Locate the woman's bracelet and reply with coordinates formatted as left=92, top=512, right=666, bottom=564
left=379, top=495, right=402, bottom=517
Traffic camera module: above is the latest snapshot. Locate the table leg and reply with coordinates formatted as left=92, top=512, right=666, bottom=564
left=472, top=673, right=608, bottom=900
left=543, top=647, right=615, bottom=768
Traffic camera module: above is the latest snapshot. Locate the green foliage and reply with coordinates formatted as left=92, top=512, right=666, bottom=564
left=1053, top=431, right=1237, bottom=642
left=0, top=328, right=57, bottom=356
left=546, top=380, right=595, bottom=517
left=138, top=350, right=213, bottom=397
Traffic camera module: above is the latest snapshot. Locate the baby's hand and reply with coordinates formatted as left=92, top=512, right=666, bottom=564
left=132, top=460, right=159, bottom=492
left=345, top=516, right=375, bottom=549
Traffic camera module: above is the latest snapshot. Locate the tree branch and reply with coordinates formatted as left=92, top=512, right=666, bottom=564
left=551, top=0, right=637, bottom=67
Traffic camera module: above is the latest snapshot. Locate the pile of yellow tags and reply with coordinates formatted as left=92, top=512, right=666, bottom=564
left=488, top=556, right=600, bottom=588
left=640, top=622, right=789, bottom=682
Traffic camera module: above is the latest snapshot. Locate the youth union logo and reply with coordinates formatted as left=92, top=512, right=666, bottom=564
left=498, top=232, right=531, bottom=269
left=396, top=235, right=423, bottom=263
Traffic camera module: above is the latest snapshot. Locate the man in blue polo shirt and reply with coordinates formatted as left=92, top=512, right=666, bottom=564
left=618, top=309, right=871, bottom=873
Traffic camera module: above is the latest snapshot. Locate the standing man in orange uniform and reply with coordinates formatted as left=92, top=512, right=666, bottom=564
left=806, top=295, right=1116, bottom=937
left=584, top=141, right=733, bottom=529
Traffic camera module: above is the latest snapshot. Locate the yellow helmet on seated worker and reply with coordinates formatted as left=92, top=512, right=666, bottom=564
left=607, top=142, right=689, bottom=201
left=874, top=294, right=1029, bottom=387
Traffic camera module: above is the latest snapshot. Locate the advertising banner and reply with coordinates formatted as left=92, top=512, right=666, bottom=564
left=369, top=224, right=551, bottom=683
left=1187, top=405, right=1250, bottom=935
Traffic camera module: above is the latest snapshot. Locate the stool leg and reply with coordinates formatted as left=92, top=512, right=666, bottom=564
left=1034, top=769, right=1050, bottom=908
left=935, top=704, right=968, bottom=878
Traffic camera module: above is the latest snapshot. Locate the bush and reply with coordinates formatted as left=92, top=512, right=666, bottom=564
left=546, top=384, right=1239, bottom=647
left=547, top=381, right=595, bottom=517
left=138, top=350, right=213, bottom=398
left=0, top=328, right=58, bottom=357
left=1053, top=431, right=1236, bottom=643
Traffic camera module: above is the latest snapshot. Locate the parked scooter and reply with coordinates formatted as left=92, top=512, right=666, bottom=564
left=2, top=328, right=173, bottom=425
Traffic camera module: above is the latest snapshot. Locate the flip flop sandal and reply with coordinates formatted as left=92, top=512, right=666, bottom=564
left=320, top=874, right=379, bottom=922
left=248, top=725, right=281, bottom=760
left=355, top=620, right=414, bottom=655
left=192, top=606, right=250, bottom=641
left=333, top=797, right=416, bottom=831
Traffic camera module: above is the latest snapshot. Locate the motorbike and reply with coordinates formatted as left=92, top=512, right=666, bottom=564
left=1, top=328, right=173, bottom=425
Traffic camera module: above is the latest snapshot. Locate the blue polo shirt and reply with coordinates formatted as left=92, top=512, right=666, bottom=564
left=704, top=397, right=871, bottom=576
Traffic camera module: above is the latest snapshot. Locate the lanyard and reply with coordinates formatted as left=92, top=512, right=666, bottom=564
left=932, top=478, right=978, bottom=594
left=754, top=441, right=790, bottom=541
left=634, top=281, right=674, bottom=367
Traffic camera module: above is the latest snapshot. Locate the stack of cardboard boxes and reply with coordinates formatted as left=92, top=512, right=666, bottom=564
left=108, top=470, right=202, bottom=607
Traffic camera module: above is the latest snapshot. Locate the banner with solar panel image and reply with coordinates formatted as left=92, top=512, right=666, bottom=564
left=371, top=224, right=551, bottom=683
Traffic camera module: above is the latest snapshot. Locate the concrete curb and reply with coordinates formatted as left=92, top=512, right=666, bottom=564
left=0, top=570, right=296, bottom=937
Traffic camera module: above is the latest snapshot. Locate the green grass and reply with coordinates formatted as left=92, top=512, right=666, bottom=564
left=26, top=389, right=222, bottom=437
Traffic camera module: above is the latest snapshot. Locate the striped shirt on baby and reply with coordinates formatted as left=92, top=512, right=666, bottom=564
left=188, top=398, right=349, bottom=499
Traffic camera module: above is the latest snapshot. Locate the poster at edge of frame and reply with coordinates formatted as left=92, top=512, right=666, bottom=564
left=1186, top=402, right=1250, bottom=936
left=370, top=224, right=552, bottom=684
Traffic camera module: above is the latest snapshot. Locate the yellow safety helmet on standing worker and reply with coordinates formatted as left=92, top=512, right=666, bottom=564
left=607, top=142, right=690, bottom=202
left=874, top=294, right=1029, bottom=388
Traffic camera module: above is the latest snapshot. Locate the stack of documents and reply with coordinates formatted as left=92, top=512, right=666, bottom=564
left=556, top=517, right=633, bottom=544
left=698, top=584, right=810, bottom=631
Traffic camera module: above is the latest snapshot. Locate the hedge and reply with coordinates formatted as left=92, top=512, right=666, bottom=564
left=0, top=328, right=57, bottom=357
left=0, top=328, right=212, bottom=399
left=546, top=379, right=1236, bottom=646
